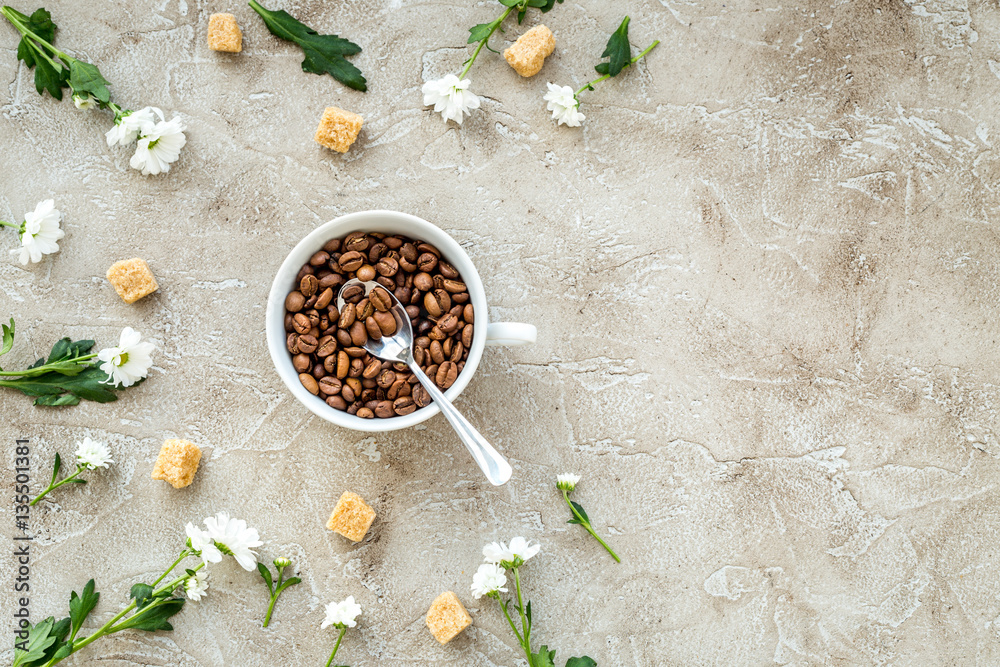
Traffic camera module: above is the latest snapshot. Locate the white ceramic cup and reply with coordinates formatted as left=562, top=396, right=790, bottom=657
left=266, top=210, right=537, bottom=432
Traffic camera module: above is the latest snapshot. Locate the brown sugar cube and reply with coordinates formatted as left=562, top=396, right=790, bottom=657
left=208, top=13, right=242, bottom=53
left=314, top=107, right=364, bottom=153
left=106, top=258, right=159, bottom=304
left=503, top=25, right=555, bottom=77
left=326, top=491, right=376, bottom=542
left=151, top=439, right=202, bottom=489
left=426, top=591, right=472, bottom=644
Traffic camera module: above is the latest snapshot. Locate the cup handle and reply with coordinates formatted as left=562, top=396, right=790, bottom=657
left=486, top=322, right=537, bottom=347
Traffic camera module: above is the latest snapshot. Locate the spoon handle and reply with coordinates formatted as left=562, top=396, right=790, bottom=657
left=408, top=362, right=513, bottom=486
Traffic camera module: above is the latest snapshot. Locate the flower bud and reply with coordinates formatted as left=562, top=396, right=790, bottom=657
left=274, top=557, right=292, bottom=569
left=73, top=93, right=97, bottom=110
left=556, top=473, right=581, bottom=492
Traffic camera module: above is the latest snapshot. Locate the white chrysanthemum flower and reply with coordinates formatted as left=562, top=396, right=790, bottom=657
left=73, top=93, right=97, bottom=110
left=422, top=74, right=480, bottom=125
left=75, top=437, right=113, bottom=469
left=186, top=522, right=223, bottom=565
left=184, top=571, right=209, bottom=601
left=321, top=596, right=362, bottom=629
left=471, top=563, right=508, bottom=599
left=97, top=327, right=155, bottom=388
left=10, top=199, right=64, bottom=265
left=130, top=117, right=186, bottom=176
left=544, top=83, right=585, bottom=127
left=106, top=107, right=162, bottom=147
left=557, top=473, right=581, bottom=491
left=483, top=536, right=541, bottom=568
left=203, top=512, right=263, bottom=571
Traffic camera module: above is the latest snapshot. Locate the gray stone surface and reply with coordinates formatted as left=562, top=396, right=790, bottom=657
left=2, top=0, right=1000, bottom=664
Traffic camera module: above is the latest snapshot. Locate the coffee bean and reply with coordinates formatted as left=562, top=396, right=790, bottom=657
left=341, top=283, right=364, bottom=303
left=461, top=324, right=474, bottom=347
left=341, top=384, right=356, bottom=402
left=374, top=311, right=396, bottom=336
left=413, top=385, right=431, bottom=407
left=363, top=358, right=382, bottom=379
left=336, top=329, right=353, bottom=347
left=316, top=335, right=337, bottom=357
left=346, top=402, right=360, bottom=415
left=417, top=242, right=441, bottom=257
left=344, top=346, right=368, bottom=358
left=292, top=353, right=311, bottom=372
left=339, top=251, right=364, bottom=272
left=370, top=287, right=392, bottom=312
left=326, top=395, right=347, bottom=410
left=318, top=376, right=342, bottom=395
left=314, top=287, right=334, bottom=309
left=309, top=250, right=330, bottom=267
left=297, top=335, right=318, bottom=354
left=349, top=358, right=364, bottom=378
left=344, top=232, right=369, bottom=252
left=338, top=302, right=356, bottom=328
left=357, top=264, right=376, bottom=282
left=300, top=274, right=319, bottom=297
left=436, top=361, right=458, bottom=388
left=285, top=291, right=306, bottom=312
left=413, top=272, right=434, bottom=292
left=299, top=373, right=319, bottom=395
left=356, top=298, right=374, bottom=321
left=377, top=369, right=396, bottom=389
left=417, top=253, right=438, bottom=272
left=323, top=238, right=341, bottom=253
left=414, top=346, right=425, bottom=365
left=287, top=333, right=301, bottom=354
left=439, top=262, right=459, bottom=279
left=393, top=396, right=417, bottom=415
left=425, top=289, right=451, bottom=317
left=463, top=304, right=474, bottom=322
left=336, top=351, right=349, bottom=379
left=323, top=355, right=337, bottom=373
left=365, top=316, right=383, bottom=341
left=356, top=407, right=375, bottom=419
left=384, top=236, right=404, bottom=250
left=349, top=321, right=367, bottom=346
left=387, top=378, right=407, bottom=400
left=376, top=256, right=398, bottom=277
left=405, top=305, right=420, bottom=320
left=371, top=400, right=392, bottom=418
left=428, top=326, right=446, bottom=341
left=292, top=313, right=311, bottom=334
left=430, top=340, right=445, bottom=365
left=438, top=313, right=460, bottom=334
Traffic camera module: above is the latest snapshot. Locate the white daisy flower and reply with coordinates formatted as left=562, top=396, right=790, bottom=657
left=544, top=83, right=585, bottom=127
left=185, top=523, right=223, bottom=565
left=471, top=563, right=508, bottom=599
left=556, top=473, right=581, bottom=492
left=73, top=93, right=97, bottom=110
left=8, top=199, right=64, bottom=265
left=130, top=117, right=186, bottom=176
left=75, top=437, right=113, bottom=469
left=321, top=596, right=362, bottom=629
left=203, top=512, right=263, bottom=571
left=97, top=327, right=155, bottom=388
left=106, top=107, right=162, bottom=147
left=483, top=536, right=541, bottom=568
left=184, top=571, right=209, bottom=601
left=422, top=74, right=480, bottom=125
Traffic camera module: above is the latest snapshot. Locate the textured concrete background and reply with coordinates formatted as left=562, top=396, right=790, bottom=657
left=2, top=0, right=1000, bottom=665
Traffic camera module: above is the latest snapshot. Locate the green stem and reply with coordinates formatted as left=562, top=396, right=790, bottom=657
left=324, top=626, right=347, bottom=667
left=152, top=550, right=191, bottom=588
left=0, top=220, right=20, bottom=230
left=263, top=566, right=283, bottom=628
left=29, top=466, right=83, bottom=506
left=1, top=6, right=75, bottom=63
left=513, top=567, right=532, bottom=662
left=459, top=5, right=514, bottom=79
left=0, top=353, right=97, bottom=377
left=496, top=596, right=524, bottom=644
left=563, top=490, right=620, bottom=562
left=575, top=40, right=661, bottom=98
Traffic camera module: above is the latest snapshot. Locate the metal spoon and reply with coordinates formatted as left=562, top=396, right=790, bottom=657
left=337, top=279, right=513, bottom=486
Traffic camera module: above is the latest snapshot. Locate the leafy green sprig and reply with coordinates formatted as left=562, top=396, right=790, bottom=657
left=575, top=16, right=659, bottom=101
left=257, top=557, right=302, bottom=628
left=462, top=0, right=563, bottom=78
left=13, top=554, right=202, bottom=667
left=0, top=318, right=134, bottom=406
left=557, top=475, right=619, bottom=562
left=30, top=453, right=86, bottom=506
left=249, top=1, right=366, bottom=91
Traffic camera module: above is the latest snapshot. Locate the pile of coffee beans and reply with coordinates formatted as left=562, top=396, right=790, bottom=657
left=283, top=231, right=474, bottom=419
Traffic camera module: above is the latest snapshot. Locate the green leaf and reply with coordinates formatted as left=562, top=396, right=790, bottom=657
left=276, top=576, right=302, bottom=594
left=69, top=579, right=100, bottom=638
left=1, top=317, right=15, bottom=358
left=115, top=598, right=185, bottom=632
left=12, top=617, right=56, bottom=667
left=530, top=645, right=557, bottom=667
left=47, top=338, right=95, bottom=364
left=497, top=0, right=521, bottom=6
left=248, top=1, right=367, bottom=91
left=570, top=500, right=591, bottom=524
left=594, top=62, right=609, bottom=76
left=68, top=59, right=111, bottom=104
left=50, top=452, right=61, bottom=485
left=538, top=0, right=563, bottom=11
left=129, top=583, right=155, bottom=611
left=257, top=562, right=273, bottom=594
left=34, top=393, right=82, bottom=406
left=22, top=616, right=70, bottom=667
left=566, top=658, right=597, bottom=667
left=468, top=22, right=495, bottom=44
left=598, top=16, right=632, bottom=78
left=9, top=366, right=119, bottom=405
left=11, top=8, right=68, bottom=100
